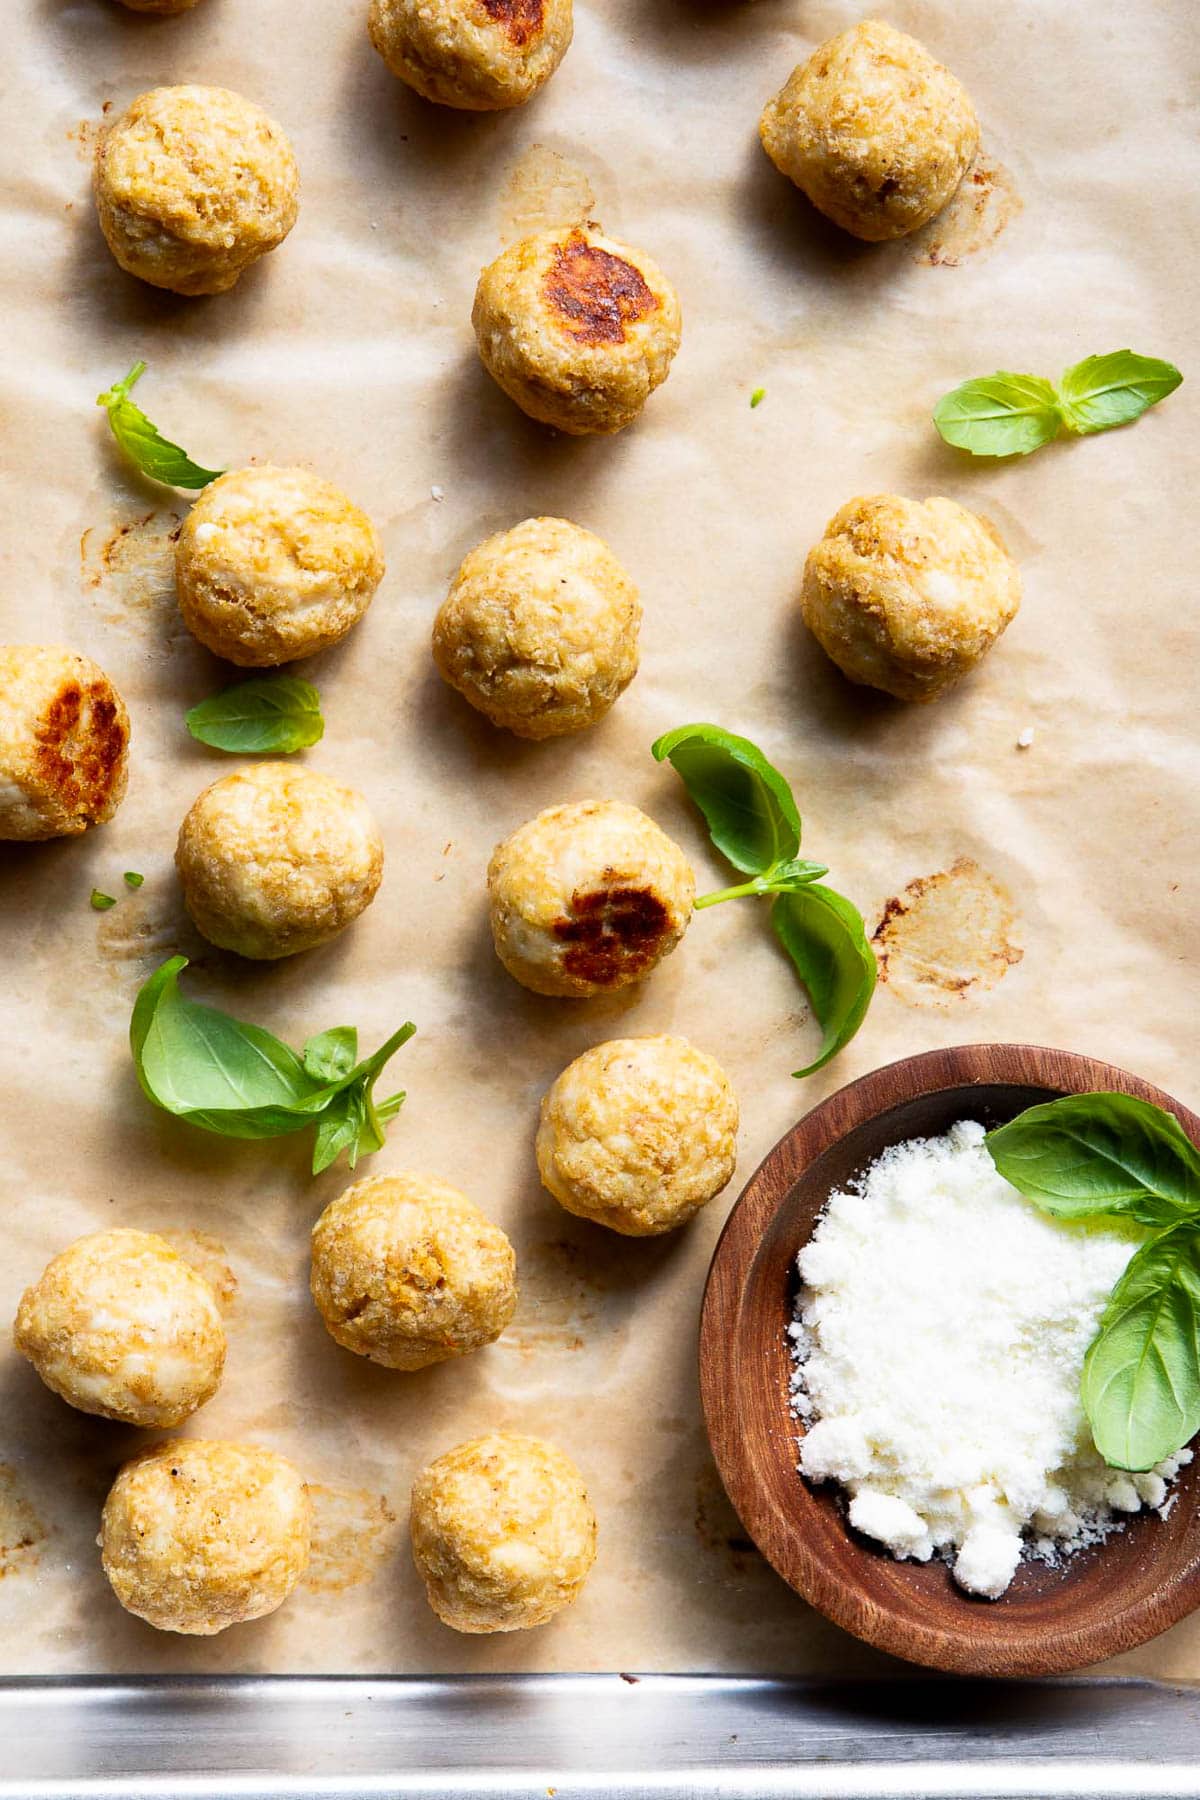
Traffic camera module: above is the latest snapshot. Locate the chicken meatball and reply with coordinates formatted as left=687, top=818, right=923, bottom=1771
left=432, top=517, right=640, bottom=739
left=0, top=645, right=130, bottom=841
left=800, top=493, right=1021, bottom=703
left=487, top=800, right=694, bottom=997
left=175, top=466, right=385, bottom=667
left=368, top=0, right=573, bottom=110
left=410, top=1432, right=596, bottom=1633
left=100, top=1440, right=311, bottom=1635
left=473, top=227, right=682, bottom=435
left=13, top=1230, right=226, bottom=1427
left=176, top=762, right=384, bottom=959
left=537, top=1036, right=738, bottom=1236
left=310, top=1173, right=517, bottom=1370
left=93, top=85, right=299, bottom=295
left=759, top=22, right=979, bottom=242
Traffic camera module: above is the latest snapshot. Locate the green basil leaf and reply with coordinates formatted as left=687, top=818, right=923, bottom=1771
left=1057, top=351, right=1183, bottom=435
left=1082, top=1225, right=1200, bottom=1471
left=303, top=1027, right=358, bottom=1083
left=90, top=890, right=116, bottom=911
left=97, top=362, right=224, bottom=490
left=186, top=677, right=325, bottom=755
left=771, top=885, right=876, bottom=1078
left=312, top=1088, right=365, bottom=1175
left=652, top=723, right=801, bottom=876
left=986, top=1094, right=1200, bottom=1226
left=933, top=372, right=1063, bottom=458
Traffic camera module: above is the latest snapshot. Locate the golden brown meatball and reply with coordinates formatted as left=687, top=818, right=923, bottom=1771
left=310, top=1173, right=517, bottom=1370
left=473, top=227, right=682, bottom=435
left=100, top=1440, right=311, bottom=1635
left=93, top=85, right=299, bottom=295
left=800, top=493, right=1021, bottom=702
left=537, top=1036, right=738, bottom=1236
left=0, top=645, right=130, bottom=841
left=410, top=1432, right=596, bottom=1632
left=759, top=22, right=979, bottom=242
left=487, top=800, right=694, bottom=997
left=175, top=466, right=385, bottom=667
left=432, top=517, right=640, bottom=739
left=176, top=763, right=385, bottom=960
left=14, top=1230, right=226, bottom=1426
left=369, top=0, right=573, bottom=110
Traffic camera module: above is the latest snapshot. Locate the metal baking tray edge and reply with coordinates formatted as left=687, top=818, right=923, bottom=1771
left=2, top=1674, right=1199, bottom=1800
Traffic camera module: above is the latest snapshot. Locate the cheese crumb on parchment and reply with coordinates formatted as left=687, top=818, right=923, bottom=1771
left=790, top=1120, right=1190, bottom=1599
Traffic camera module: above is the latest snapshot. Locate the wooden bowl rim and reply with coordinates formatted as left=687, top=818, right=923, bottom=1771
left=699, top=1042, right=1200, bottom=1677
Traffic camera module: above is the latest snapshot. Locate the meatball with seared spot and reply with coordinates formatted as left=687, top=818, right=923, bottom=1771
left=800, top=493, right=1021, bottom=702
left=0, top=645, right=130, bottom=841
left=310, top=1173, right=517, bottom=1370
left=760, top=21, right=979, bottom=242
left=100, top=1440, right=311, bottom=1635
left=175, top=466, right=384, bottom=667
left=473, top=226, right=681, bottom=435
left=14, top=1229, right=226, bottom=1427
left=176, top=762, right=384, bottom=960
left=487, top=800, right=694, bottom=997
left=369, top=0, right=572, bottom=110
left=93, top=85, right=299, bottom=295
left=537, top=1036, right=738, bottom=1236
left=432, top=517, right=640, bottom=738
left=410, top=1432, right=597, bottom=1633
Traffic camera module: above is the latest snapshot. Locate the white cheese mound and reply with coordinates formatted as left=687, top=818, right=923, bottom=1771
left=790, top=1119, right=1190, bottom=1598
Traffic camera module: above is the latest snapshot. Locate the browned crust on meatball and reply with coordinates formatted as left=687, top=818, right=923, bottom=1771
left=35, top=678, right=129, bottom=825
left=481, top=0, right=544, bottom=47
left=543, top=232, right=658, bottom=346
left=553, top=885, right=671, bottom=985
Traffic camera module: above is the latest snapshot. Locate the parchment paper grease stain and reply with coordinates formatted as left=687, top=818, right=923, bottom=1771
left=873, top=858, right=1023, bottom=1006
left=81, top=510, right=184, bottom=635
left=498, top=145, right=595, bottom=246
left=304, top=1484, right=399, bottom=1594
left=0, top=1467, right=47, bottom=1580
left=913, top=155, right=1021, bottom=267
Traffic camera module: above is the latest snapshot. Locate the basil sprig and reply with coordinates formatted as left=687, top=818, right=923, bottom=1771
left=131, top=957, right=415, bottom=1175
left=186, top=677, right=325, bottom=754
left=652, top=724, right=874, bottom=1077
left=988, top=1093, right=1200, bottom=1470
left=934, top=351, right=1182, bottom=458
left=97, top=361, right=224, bottom=490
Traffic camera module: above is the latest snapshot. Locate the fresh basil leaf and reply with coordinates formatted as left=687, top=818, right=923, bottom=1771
left=933, top=373, right=1063, bottom=458
left=186, top=676, right=325, bottom=755
left=97, top=362, right=224, bottom=491
left=1082, top=1224, right=1200, bottom=1471
left=771, top=884, right=876, bottom=1078
left=91, top=890, right=116, bottom=911
left=1056, top=351, right=1183, bottom=435
left=652, top=723, right=801, bottom=877
left=987, top=1094, right=1200, bottom=1227
left=304, top=1027, right=358, bottom=1083
left=123, top=871, right=144, bottom=889
left=312, top=1088, right=365, bottom=1175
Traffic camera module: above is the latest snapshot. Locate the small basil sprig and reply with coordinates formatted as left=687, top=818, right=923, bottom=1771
left=652, top=724, right=874, bottom=1077
left=934, top=351, right=1182, bottom=458
left=97, top=361, right=224, bottom=490
left=987, top=1093, right=1200, bottom=1470
left=186, top=677, right=325, bottom=754
left=131, top=956, right=415, bottom=1175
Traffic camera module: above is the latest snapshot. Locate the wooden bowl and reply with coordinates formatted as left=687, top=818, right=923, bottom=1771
left=699, top=1043, right=1200, bottom=1677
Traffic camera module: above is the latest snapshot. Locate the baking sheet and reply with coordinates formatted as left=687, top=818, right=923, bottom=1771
left=1, top=0, right=1197, bottom=1681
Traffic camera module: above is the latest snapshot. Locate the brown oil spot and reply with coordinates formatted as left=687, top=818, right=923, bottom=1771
left=544, top=232, right=657, bottom=346
left=480, top=0, right=543, bottom=46
left=34, top=678, right=128, bottom=823
left=554, top=884, right=669, bottom=985
left=81, top=510, right=185, bottom=640
left=499, top=145, right=595, bottom=247
left=873, top=857, right=1023, bottom=1007
left=68, top=118, right=100, bottom=162
left=504, top=1239, right=603, bottom=1354
left=303, top=1484, right=399, bottom=1594
left=0, top=1467, right=47, bottom=1580
left=694, top=1461, right=761, bottom=1574
left=913, top=155, right=1022, bottom=268
left=95, top=888, right=188, bottom=991
left=158, top=1231, right=238, bottom=1314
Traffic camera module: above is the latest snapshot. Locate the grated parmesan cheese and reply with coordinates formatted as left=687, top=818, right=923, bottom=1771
left=790, top=1120, right=1190, bottom=1598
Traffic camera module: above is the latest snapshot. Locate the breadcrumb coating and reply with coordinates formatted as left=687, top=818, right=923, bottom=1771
left=368, top=0, right=572, bottom=109
left=0, top=645, right=130, bottom=841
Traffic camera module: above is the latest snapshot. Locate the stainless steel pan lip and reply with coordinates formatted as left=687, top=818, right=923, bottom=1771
left=2, top=1673, right=1199, bottom=1800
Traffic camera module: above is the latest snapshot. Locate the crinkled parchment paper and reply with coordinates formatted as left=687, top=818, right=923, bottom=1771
left=1, top=0, right=1197, bottom=1679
